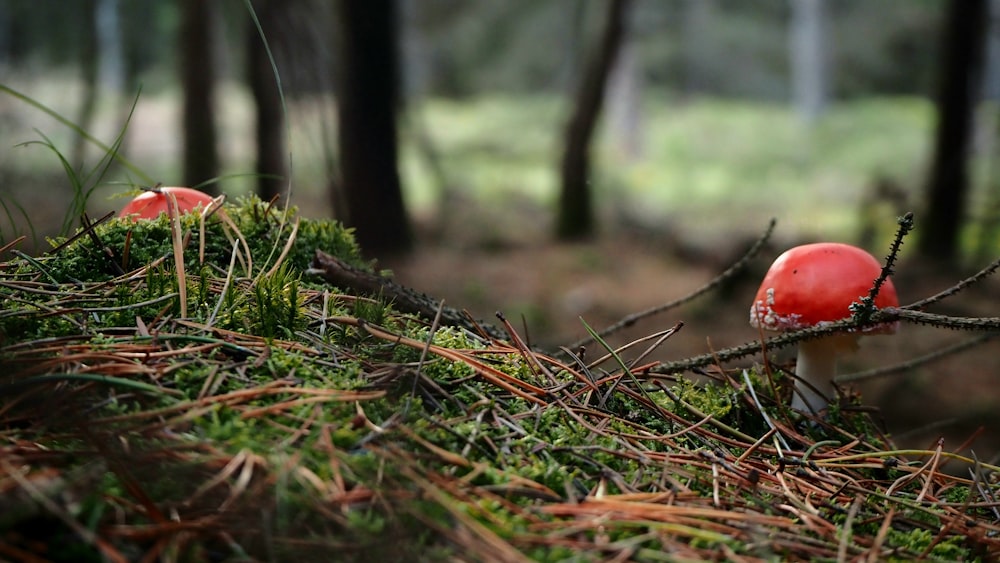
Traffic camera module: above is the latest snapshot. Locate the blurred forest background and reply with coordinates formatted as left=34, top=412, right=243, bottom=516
left=3, top=0, right=1000, bottom=455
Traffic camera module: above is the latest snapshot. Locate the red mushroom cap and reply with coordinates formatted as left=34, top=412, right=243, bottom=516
left=749, top=242, right=899, bottom=334
left=119, top=187, right=215, bottom=221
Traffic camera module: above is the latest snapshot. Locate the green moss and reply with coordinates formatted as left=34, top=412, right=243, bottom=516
left=22, top=195, right=364, bottom=286
left=0, top=197, right=364, bottom=343
left=885, top=527, right=970, bottom=560
left=666, top=376, right=734, bottom=419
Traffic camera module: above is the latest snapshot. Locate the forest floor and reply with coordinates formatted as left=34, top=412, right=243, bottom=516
left=8, top=177, right=1000, bottom=464
left=386, top=202, right=1000, bottom=465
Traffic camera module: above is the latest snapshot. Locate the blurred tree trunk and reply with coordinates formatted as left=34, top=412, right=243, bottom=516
left=96, top=0, right=124, bottom=94
left=247, top=0, right=287, bottom=203
left=72, top=0, right=99, bottom=169
left=789, top=0, right=829, bottom=123
left=681, top=0, right=713, bottom=95
left=73, top=0, right=125, bottom=168
left=918, top=0, right=988, bottom=263
left=179, top=0, right=219, bottom=193
left=560, top=0, right=587, bottom=94
left=606, top=27, right=643, bottom=163
left=120, top=1, right=157, bottom=94
left=333, top=0, right=412, bottom=256
left=972, top=0, right=1000, bottom=264
left=557, top=0, right=630, bottom=240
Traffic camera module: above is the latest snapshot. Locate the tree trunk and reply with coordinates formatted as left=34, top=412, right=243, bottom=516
left=789, top=0, right=829, bottom=123
left=917, top=0, right=988, bottom=263
left=96, top=0, right=123, bottom=94
left=972, top=0, right=1000, bottom=264
left=72, top=0, right=99, bottom=170
left=681, top=0, right=714, bottom=95
left=120, top=1, right=157, bottom=94
left=179, top=0, right=219, bottom=193
left=606, top=32, right=643, bottom=162
left=247, top=0, right=287, bottom=203
left=333, top=0, right=412, bottom=256
left=556, top=0, right=630, bottom=240
left=72, top=0, right=125, bottom=167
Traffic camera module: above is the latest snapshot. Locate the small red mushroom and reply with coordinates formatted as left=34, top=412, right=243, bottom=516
left=119, top=186, right=215, bottom=221
left=749, top=242, right=899, bottom=412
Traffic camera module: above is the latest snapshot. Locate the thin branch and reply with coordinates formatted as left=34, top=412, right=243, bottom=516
left=835, top=333, right=996, bottom=383
left=650, top=306, right=1000, bottom=376
left=308, top=250, right=507, bottom=341
left=903, top=253, right=1000, bottom=311
left=852, top=212, right=913, bottom=323
left=570, top=218, right=776, bottom=350
left=882, top=307, right=1000, bottom=331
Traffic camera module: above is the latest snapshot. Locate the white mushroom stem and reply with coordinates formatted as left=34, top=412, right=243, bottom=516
left=791, top=334, right=859, bottom=413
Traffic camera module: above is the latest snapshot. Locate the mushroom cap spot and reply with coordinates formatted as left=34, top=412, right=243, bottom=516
left=748, top=242, right=899, bottom=334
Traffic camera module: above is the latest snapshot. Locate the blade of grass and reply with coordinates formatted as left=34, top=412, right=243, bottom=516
left=0, top=195, right=36, bottom=247
left=0, top=373, right=183, bottom=399
left=14, top=90, right=143, bottom=236
left=243, top=0, right=290, bottom=202
left=17, top=132, right=87, bottom=235
left=0, top=84, right=152, bottom=184
left=166, top=189, right=188, bottom=318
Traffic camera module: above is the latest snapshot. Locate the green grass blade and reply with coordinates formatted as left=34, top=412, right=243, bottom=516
left=0, top=194, right=37, bottom=247
left=0, top=83, right=153, bottom=185
left=1, top=373, right=183, bottom=400
left=18, top=132, right=87, bottom=235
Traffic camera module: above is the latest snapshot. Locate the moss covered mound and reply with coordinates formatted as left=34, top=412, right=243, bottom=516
left=1, top=199, right=998, bottom=561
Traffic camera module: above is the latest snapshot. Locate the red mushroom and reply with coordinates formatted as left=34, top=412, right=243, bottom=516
left=119, top=186, right=215, bottom=221
left=749, top=242, right=899, bottom=412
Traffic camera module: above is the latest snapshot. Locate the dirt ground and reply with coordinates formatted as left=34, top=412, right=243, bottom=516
left=385, top=207, right=1000, bottom=464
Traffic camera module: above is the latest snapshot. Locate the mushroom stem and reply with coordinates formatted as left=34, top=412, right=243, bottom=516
left=792, top=338, right=837, bottom=412
left=791, top=334, right=859, bottom=412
